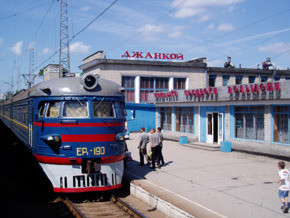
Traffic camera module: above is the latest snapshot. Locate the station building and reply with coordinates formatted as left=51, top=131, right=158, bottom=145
left=78, top=51, right=206, bottom=132
left=79, top=51, right=290, bottom=158
left=148, top=67, right=290, bottom=158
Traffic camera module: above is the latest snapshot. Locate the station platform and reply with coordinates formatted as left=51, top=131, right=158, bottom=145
left=124, top=133, right=289, bottom=218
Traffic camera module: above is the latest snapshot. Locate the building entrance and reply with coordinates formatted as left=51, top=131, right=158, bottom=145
left=206, top=112, right=223, bottom=144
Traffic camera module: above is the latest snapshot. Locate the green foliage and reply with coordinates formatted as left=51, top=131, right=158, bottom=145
left=38, top=68, right=44, bottom=76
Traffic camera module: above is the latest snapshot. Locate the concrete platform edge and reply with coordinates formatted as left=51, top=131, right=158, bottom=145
left=130, top=183, right=194, bottom=218
left=124, top=170, right=227, bottom=218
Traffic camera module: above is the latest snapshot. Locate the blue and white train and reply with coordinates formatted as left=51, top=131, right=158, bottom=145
left=0, top=73, right=127, bottom=193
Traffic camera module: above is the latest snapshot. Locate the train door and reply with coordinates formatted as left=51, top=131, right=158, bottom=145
left=28, top=101, right=33, bottom=149
left=206, top=112, right=224, bottom=144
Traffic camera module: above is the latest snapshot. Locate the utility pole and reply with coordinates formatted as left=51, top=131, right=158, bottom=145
left=59, top=0, right=70, bottom=78
left=22, top=48, right=37, bottom=89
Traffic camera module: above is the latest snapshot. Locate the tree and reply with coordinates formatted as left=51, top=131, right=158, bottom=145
left=38, top=68, right=44, bottom=76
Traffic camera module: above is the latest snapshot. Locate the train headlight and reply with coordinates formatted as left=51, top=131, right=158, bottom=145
left=82, top=73, right=100, bottom=90
left=116, top=133, right=125, bottom=141
left=41, top=135, right=61, bottom=146
left=53, top=136, right=61, bottom=142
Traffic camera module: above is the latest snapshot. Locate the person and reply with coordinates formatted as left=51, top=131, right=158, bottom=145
left=138, top=127, right=149, bottom=166
left=149, top=128, right=160, bottom=169
left=157, top=127, right=165, bottom=166
left=278, top=161, right=290, bottom=213
left=123, top=141, right=129, bottom=169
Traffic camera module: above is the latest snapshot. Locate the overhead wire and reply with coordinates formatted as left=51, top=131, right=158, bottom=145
left=0, top=1, right=51, bottom=22
left=181, top=7, right=290, bottom=53
left=107, top=0, right=187, bottom=53
left=18, top=0, right=55, bottom=61
left=34, top=0, right=119, bottom=71
left=208, top=28, right=289, bottom=62
left=272, top=48, right=290, bottom=60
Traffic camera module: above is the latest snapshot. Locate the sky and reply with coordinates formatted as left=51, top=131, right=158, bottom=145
left=0, top=0, right=290, bottom=93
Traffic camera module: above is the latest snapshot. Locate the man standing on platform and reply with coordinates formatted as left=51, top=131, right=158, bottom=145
left=138, top=127, right=149, bottom=166
left=157, top=127, right=165, bottom=166
left=149, top=128, right=161, bottom=169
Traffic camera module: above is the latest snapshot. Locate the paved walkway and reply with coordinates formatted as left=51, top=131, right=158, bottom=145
left=124, top=133, right=290, bottom=218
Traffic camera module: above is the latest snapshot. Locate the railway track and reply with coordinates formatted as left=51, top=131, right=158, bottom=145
left=61, top=195, right=145, bottom=218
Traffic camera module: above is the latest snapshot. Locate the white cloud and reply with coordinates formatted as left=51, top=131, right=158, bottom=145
left=28, top=41, right=36, bottom=50
left=207, top=58, right=224, bottom=67
left=227, top=5, right=235, bottom=12
left=218, top=28, right=290, bottom=46
left=199, top=15, right=210, bottom=22
left=168, top=26, right=184, bottom=39
left=137, top=24, right=165, bottom=42
left=171, top=0, right=244, bottom=18
left=217, top=23, right=234, bottom=31
left=70, top=42, right=90, bottom=53
left=259, top=42, right=290, bottom=53
left=81, top=6, right=91, bottom=12
left=42, top=48, right=51, bottom=54
left=174, top=7, right=204, bottom=18
left=138, top=24, right=164, bottom=33
left=10, top=41, right=23, bottom=56
left=206, top=23, right=215, bottom=29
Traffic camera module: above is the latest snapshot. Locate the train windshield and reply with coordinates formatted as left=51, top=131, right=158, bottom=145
left=63, top=101, right=88, bottom=118
left=39, top=102, right=47, bottom=118
left=46, top=102, right=61, bottom=118
left=93, top=102, right=115, bottom=118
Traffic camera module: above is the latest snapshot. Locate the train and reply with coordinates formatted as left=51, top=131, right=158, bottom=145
left=0, top=73, right=127, bottom=193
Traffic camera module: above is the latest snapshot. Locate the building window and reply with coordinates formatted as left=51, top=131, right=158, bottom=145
left=175, top=107, right=194, bottom=133
left=273, top=106, right=290, bottom=144
left=236, top=76, right=243, bottom=85
left=160, top=107, right=171, bottom=130
left=174, top=78, right=186, bottom=90
left=234, top=106, right=264, bottom=140
left=208, top=75, right=216, bottom=87
left=286, top=77, right=290, bottom=80
left=222, top=75, right=230, bottom=86
left=141, top=77, right=168, bottom=102
left=249, top=76, right=256, bottom=83
left=122, top=76, right=135, bottom=102
left=261, top=76, right=268, bottom=82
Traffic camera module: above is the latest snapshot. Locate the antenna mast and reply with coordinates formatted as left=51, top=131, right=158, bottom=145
left=59, top=0, right=70, bottom=78
left=22, top=48, right=36, bottom=89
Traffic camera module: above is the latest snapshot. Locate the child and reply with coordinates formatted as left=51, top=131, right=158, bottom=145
left=278, top=161, right=290, bottom=213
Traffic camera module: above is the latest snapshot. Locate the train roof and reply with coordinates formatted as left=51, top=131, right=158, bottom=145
left=2, top=75, right=124, bottom=104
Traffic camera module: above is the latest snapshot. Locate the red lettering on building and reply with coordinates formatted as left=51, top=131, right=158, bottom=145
left=239, top=85, right=245, bottom=93
left=155, top=90, right=178, bottom=98
left=267, top=83, right=273, bottom=91
left=245, top=85, right=250, bottom=92
left=184, top=87, right=218, bottom=97
left=275, top=82, right=280, bottom=91
left=260, top=83, right=266, bottom=92
left=122, top=51, right=184, bottom=60
left=233, top=86, right=239, bottom=93
left=227, top=82, right=280, bottom=94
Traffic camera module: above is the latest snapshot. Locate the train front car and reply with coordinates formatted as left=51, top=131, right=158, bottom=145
left=32, top=73, right=127, bottom=193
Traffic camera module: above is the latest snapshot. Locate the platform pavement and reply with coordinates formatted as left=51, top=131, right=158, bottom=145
left=124, top=133, right=290, bottom=218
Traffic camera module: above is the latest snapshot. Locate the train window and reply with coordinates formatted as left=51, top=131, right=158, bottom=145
left=62, top=101, right=88, bottom=118
left=39, top=102, right=47, bottom=118
left=46, top=102, right=61, bottom=118
left=115, top=102, right=127, bottom=118
left=93, top=102, right=115, bottom=118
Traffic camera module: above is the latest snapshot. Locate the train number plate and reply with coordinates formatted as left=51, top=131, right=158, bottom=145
left=76, top=147, right=105, bottom=156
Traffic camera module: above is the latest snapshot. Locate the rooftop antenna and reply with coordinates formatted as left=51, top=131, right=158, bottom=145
left=59, top=0, right=70, bottom=78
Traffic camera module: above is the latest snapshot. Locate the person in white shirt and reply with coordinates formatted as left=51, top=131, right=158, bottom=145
left=278, top=161, right=290, bottom=213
